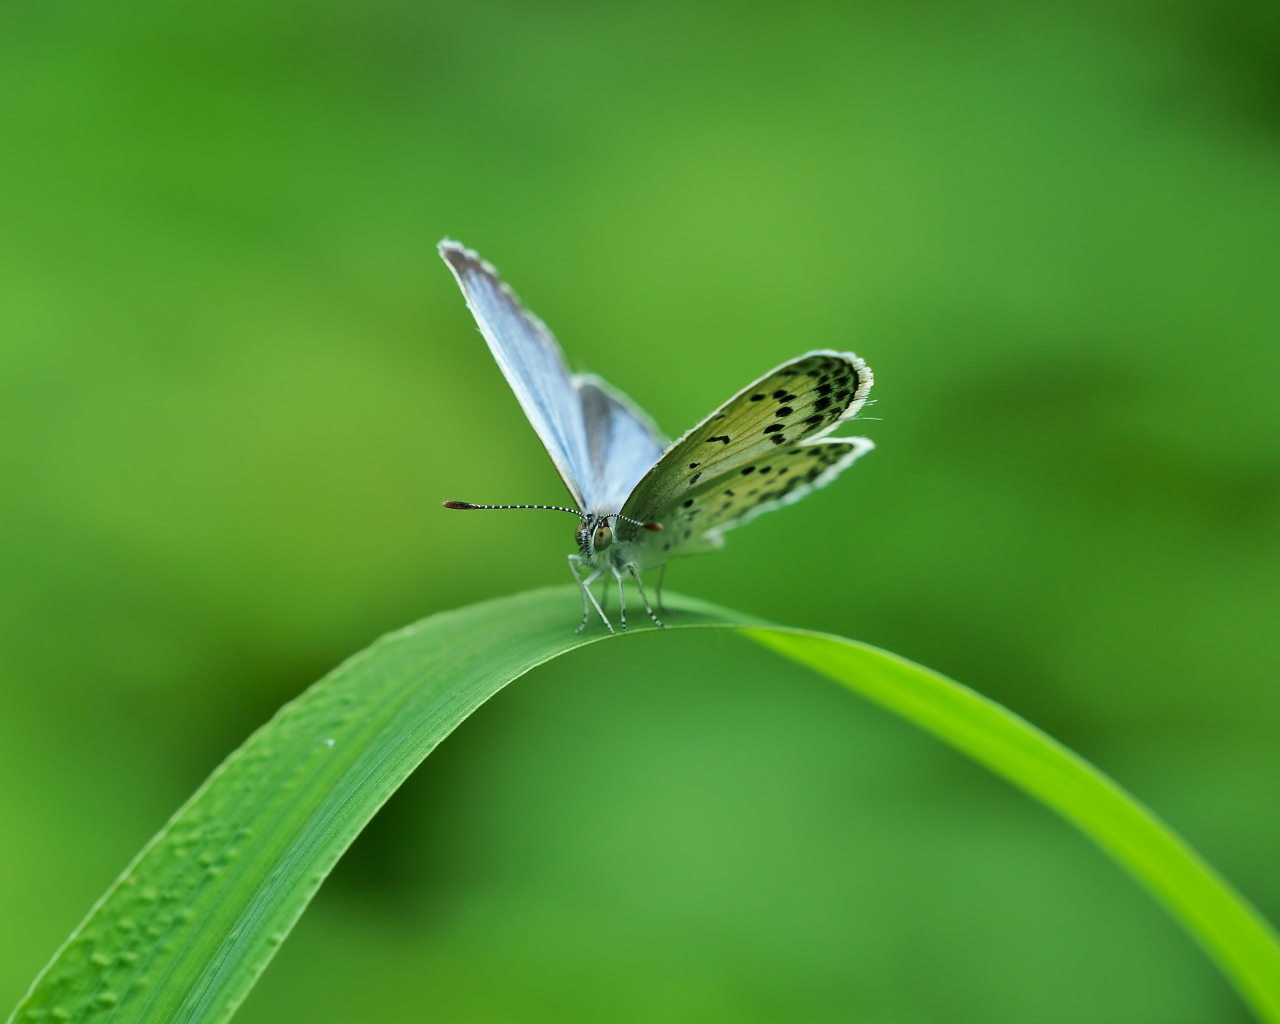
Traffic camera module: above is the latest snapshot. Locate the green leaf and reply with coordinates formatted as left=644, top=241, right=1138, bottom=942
left=9, top=588, right=1280, bottom=1024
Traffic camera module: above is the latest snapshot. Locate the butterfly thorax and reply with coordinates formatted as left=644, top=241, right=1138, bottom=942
left=575, top=511, right=658, bottom=571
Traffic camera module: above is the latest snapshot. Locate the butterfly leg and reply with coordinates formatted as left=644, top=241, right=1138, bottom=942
left=625, top=563, right=665, bottom=629
left=655, top=563, right=668, bottom=616
left=610, top=565, right=629, bottom=632
left=568, top=555, right=590, bottom=629
left=568, top=555, right=613, bottom=634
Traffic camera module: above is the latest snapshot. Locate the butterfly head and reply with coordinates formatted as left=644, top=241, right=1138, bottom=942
left=576, top=514, right=614, bottom=557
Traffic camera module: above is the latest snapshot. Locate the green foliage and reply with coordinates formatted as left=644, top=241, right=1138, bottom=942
left=9, top=590, right=1278, bottom=1024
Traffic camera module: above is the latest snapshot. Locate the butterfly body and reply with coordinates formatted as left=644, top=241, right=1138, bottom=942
left=439, top=241, right=874, bottom=633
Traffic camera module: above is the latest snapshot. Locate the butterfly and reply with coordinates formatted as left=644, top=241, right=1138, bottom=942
left=439, top=241, right=874, bottom=633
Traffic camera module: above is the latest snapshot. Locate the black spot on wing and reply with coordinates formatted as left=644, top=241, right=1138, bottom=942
left=706, top=435, right=731, bottom=445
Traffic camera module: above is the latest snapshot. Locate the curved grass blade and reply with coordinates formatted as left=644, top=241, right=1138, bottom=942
left=7, top=588, right=1279, bottom=1024
left=742, top=625, right=1280, bottom=1024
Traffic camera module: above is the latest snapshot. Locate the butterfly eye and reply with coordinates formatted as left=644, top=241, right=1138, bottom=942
left=593, top=525, right=613, bottom=551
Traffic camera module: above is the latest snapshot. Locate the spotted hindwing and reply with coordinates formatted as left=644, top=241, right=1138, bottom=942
left=616, top=350, right=873, bottom=558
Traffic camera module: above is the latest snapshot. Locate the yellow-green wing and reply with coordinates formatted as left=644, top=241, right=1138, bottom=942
left=617, top=350, right=873, bottom=559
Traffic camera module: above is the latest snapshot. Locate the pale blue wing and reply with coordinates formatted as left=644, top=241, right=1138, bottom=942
left=575, top=374, right=665, bottom=513
left=439, top=241, right=594, bottom=509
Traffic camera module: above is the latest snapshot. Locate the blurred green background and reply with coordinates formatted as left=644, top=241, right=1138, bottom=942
left=3, top=1, right=1278, bottom=1021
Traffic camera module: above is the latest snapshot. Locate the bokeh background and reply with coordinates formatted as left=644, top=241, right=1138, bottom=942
left=3, top=2, right=1278, bottom=1021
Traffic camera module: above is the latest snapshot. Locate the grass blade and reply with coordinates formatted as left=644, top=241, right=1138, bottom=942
left=8, top=588, right=1279, bottom=1023
left=742, top=626, right=1280, bottom=1024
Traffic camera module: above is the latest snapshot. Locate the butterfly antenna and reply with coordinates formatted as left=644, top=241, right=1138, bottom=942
left=443, top=501, right=586, bottom=520
left=610, top=513, right=663, bottom=532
